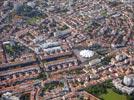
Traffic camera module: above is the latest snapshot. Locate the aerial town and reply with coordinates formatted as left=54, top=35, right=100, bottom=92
left=0, top=0, right=133, bottom=100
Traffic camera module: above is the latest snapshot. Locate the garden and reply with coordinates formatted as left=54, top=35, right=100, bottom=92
left=85, top=80, right=134, bottom=100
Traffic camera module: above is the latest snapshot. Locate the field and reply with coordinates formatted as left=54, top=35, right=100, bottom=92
left=100, top=89, right=130, bottom=100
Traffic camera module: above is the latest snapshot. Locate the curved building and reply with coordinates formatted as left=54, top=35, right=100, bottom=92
left=80, top=50, right=94, bottom=58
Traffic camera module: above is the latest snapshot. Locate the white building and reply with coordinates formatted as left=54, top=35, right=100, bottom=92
left=123, top=74, right=134, bottom=87
left=80, top=50, right=94, bottom=58
left=113, top=74, right=134, bottom=95
left=120, top=0, right=134, bottom=3
left=27, top=1, right=36, bottom=8
left=108, top=0, right=134, bottom=3
left=1, top=92, right=19, bottom=100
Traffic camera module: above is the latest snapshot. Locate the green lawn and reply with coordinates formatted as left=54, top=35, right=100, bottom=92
left=100, top=89, right=130, bottom=100
left=26, top=17, right=41, bottom=25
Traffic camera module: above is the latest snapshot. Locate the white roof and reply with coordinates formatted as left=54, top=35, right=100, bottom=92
left=3, top=92, right=12, bottom=96
left=27, top=2, right=35, bottom=8
left=80, top=50, right=94, bottom=58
